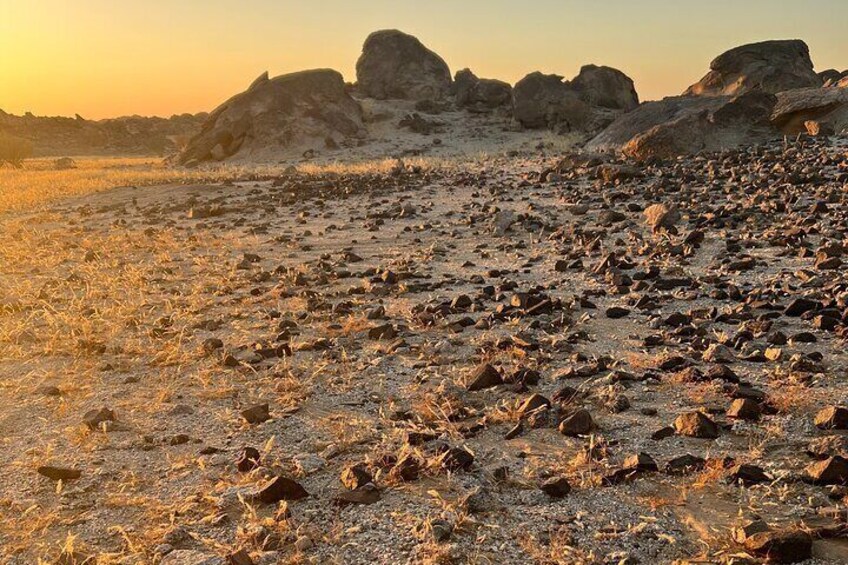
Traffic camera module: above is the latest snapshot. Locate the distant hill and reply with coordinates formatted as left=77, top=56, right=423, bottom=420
left=0, top=110, right=206, bottom=157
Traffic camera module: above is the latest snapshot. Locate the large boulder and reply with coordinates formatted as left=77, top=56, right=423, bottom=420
left=512, top=65, right=637, bottom=132
left=356, top=30, right=451, bottom=101
left=512, top=72, right=593, bottom=130
left=454, top=69, right=512, bottom=112
left=570, top=65, right=639, bottom=111
left=177, top=69, right=364, bottom=165
left=588, top=96, right=723, bottom=152
left=588, top=91, right=777, bottom=160
left=684, top=39, right=820, bottom=97
left=772, top=85, right=848, bottom=134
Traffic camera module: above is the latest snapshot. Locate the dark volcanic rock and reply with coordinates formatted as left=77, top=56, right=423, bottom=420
left=37, top=465, right=82, bottom=481
left=815, top=406, right=848, bottom=430
left=512, top=72, right=593, bottom=130
left=512, top=65, right=636, bottom=132
left=570, top=64, right=639, bottom=111
left=467, top=363, right=503, bottom=391
left=804, top=456, right=848, bottom=485
left=743, top=529, right=813, bottom=564
left=454, top=69, right=512, bottom=112
left=540, top=477, right=571, bottom=498
left=256, top=476, right=309, bottom=503
left=558, top=409, right=594, bottom=436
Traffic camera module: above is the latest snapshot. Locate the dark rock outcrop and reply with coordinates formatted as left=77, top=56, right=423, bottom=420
left=571, top=64, right=639, bottom=110
left=512, top=66, right=637, bottom=133
left=0, top=111, right=203, bottom=157
left=684, top=39, right=820, bottom=97
left=356, top=30, right=451, bottom=101
left=454, top=69, right=512, bottom=112
left=177, top=69, right=364, bottom=165
left=512, top=72, right=592, bottom=130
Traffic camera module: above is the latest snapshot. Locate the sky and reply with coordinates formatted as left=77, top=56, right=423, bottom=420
left=1, top=0, right=846, bottom=119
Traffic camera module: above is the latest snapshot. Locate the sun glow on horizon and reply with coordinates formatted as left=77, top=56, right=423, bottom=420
left=2, top=0, right=846, bottom=119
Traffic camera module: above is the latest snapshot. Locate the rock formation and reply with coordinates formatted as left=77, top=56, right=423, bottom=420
left=592, top=39, right=846, bottom=158
left=570, top=64, right=639, bottom=110
left=512, top=65, right=637, bottom=133
left=356, top=30, right=452, bottom=101
left=588, top=91, right=777, bottom=160
left=512, top=72, right=593, bottom=130
left=684, top=39, right=820, bottom=97
left=177, top=69, right=364, bottom=165
left=453, top=69, right=512, bottom=112
left=818, top=69, right=848, bottom=86
left=0, top=110, right=203, bottom=157
left=772, top=85, right=848, bottom=134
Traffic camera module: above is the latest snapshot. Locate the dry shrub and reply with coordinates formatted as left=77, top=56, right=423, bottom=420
left=0, top=133, right=33, bottom=168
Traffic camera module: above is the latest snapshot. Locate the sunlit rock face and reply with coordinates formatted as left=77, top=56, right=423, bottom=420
left=177, top=69, right=365, bottom=165
left=684, top=39, right=820, bottom=97
left=589, top=39, right=848, bottom=159
left=355, top=29, right=452, bottom=101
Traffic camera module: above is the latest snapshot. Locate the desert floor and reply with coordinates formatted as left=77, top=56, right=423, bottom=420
left=2, top=138, right=848, bottom=564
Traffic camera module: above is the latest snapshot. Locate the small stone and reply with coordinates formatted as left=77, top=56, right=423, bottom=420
left=241, top=404, right=270, bottom=424
left=605, top=306, right=630, bottom=319
left=340, top=463, right=373, bottom=490
left=623, top=452, right=658, bottom=472
left=743, top=530, right=812, bottom=564
left=540, top=477, right=572, bottom=498
left=784, top=298, right=819, bottom=317
left=518, top=394, right=551, bottom=417
left=651, top=426, right=676, bottom=441
left=293, top=536, right=313, bottom=552
left=643, top=203, right=680, bottom=232
left=429, top=519, right=453, bottom=542
left=467, top=363, right=503, bottom=391
left=228, top=549, right=255, bottom=565
left=727, top=398, right=761, bottom=421
left=83, top=407, right=115, bottom=430
left=674, top=411, right=719, bottom=439
left=664, top=454, right=706, bottom=475
left=558, top=409, right=594, bottom=436
left=815, top=406, right=848, bottom=430
left=333, top=483, right=381, bottom=506
left=728, top=464, right=770, bottom=486
left=37, top=465, right=82, bottom=481
left=804, top=456, right=848, bottom=485
left=436, top=446, right=475, bottom=472
left=256, top=476, right=308, bottom=503
left=37, top=385, right=62, bottom=397
left=236, top=447, right=261, bottom=472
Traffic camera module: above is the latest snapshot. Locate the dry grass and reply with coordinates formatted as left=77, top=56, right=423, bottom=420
left=0, top=155, right=443, bottom=215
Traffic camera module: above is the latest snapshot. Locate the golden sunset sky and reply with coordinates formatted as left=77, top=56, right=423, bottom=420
left=1, top=0, right=846, bottom=119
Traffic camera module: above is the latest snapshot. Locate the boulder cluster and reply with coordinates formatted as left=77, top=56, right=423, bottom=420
left=176, top=31, right=847, bottom=164
left=589, top=39, right=848, bottom=159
